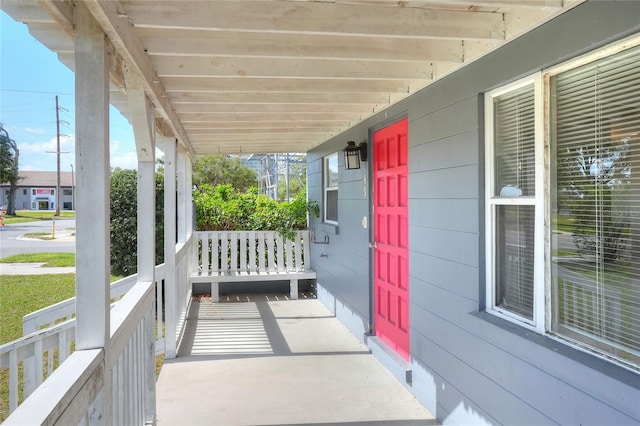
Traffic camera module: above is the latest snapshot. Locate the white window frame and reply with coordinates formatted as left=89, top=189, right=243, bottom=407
left=485, top=34, right=640, bottom=369
left=484, top=73, right=546, bottom=333
left=323, top=153, right=339, bottom=225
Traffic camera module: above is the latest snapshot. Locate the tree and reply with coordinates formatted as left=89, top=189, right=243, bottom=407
left=277, top=161, right=306, bottom=201
left=192, top=155, right=258, bottom=192
left=110, top=168, right=164, bottom=276
left=193, top=184, right=318, bottom=239
left=558, top=129, right=632, bottom=262
left=0, top=123, right=19, bottom=215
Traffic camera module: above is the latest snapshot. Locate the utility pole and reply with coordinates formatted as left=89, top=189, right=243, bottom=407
left=47, top=96, right=70, bottom=216
left=55, top=95, right=61, bottom=216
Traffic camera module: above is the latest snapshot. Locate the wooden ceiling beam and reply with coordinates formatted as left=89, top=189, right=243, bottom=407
left=161, top=77, right=425, bottom=94
left=184, top=127, right=343, bottom=135
left=173, top=103, right=375, bottom=114
left=190, top=142, right=320, bottom=155
left=137, top=28, right=464, bottom=62
left=168, top=91, right=394, bottom=105
left=177, top=112, right=364, bottom=122
left=152, top=56, right=436, bottom=80
left=121, top=0, right=505, bottom=40
left=181, top=121, right=351, bottom=130
left=188, top=133, right=331, bottom=142
left=122, top=0, right=504, bottom=39
left=82, top=0, right=193, bottom=155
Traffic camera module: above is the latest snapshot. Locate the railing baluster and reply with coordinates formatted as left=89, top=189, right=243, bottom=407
left=266, top=231, right=276, bottom=272
left=9, top=349, right=18, bottom=411
left=276, top=234, right=284, bottom=272
left=295, top=231, right=304, bottom=271
left=248, top=231, right=257, bottom=272
left=35, top=339, right=44, bottom=386
left=258, top=232, right=266, bottom=272
left=23, top=347, right=38, bottom=398
left=212, top=232, right=220, bottom=273
left=285, top=238, right=294, bottom=272
left=202, top=233, right=210, bottom=273
left=239, top=231, right=248, bottom=273
left=230, top=232, right=238, bottom=272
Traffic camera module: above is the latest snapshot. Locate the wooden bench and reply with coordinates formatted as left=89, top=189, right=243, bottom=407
left=190, top=230, right=316, bottom=301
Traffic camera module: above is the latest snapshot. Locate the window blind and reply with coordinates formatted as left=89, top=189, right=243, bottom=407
left=492, top=83, right=536, bottom=320
left=494, top=86, right=536, bottom=197
left=552, top=45, right=640, bottom=368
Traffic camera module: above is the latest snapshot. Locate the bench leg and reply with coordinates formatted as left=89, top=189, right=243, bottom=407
left=290, top=279, right=298, bottom=300
left=211, top=282, right=219, bottom=302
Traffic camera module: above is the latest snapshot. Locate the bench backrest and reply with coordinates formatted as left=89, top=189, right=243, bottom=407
left=195, top=230, right=311, bottom=273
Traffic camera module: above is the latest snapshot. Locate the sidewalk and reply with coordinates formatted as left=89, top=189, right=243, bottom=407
left=0, top=263, right=76, bottom=275
left=157, top=298, right=437, bottom=425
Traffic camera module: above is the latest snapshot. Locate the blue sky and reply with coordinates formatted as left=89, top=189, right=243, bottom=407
left=1, top=11, right=138, bottom=172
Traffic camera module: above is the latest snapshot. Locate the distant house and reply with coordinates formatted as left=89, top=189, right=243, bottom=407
left=0, top=171, right=74, bottom=211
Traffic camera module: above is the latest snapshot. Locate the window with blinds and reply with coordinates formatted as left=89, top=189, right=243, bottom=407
left=487, top=81, right=537, bottom=323
left=324, top=153, right=338, bottom=224
left=551, top=44, right=640, bottom=368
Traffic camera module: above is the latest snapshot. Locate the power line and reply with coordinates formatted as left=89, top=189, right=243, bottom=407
left=1, top=88, right=73, bottom=96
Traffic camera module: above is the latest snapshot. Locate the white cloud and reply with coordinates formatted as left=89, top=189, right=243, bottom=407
left=17, top=135, right=145, bottom=171
left=18, top=135, right=75, bottom=155
left=110, top=139, right=138, bottom=170
left=23, top=127, right=46, bottom=135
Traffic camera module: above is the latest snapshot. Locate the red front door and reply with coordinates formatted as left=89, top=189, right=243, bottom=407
left=373, top=118, right=409, bottom=360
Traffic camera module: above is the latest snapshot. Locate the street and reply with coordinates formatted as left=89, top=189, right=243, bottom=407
left=0, top=218, right=76, bottom=258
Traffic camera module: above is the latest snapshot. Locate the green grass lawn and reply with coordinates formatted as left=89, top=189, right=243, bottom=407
left=0, top=274, right=76, bottom=344
left=0, top=253, right=75, bottom=267
left=1, top=210, right=75, bottom=225
left=0, top=273, right=76, bottom=421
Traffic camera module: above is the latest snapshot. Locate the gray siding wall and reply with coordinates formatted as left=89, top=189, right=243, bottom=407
left=307, top=1, right=640, bottom=425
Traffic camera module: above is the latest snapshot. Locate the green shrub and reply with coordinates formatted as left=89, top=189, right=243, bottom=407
left=193, top=184, right=318, bottom=239
left=110, top=168, right=164, bottom=276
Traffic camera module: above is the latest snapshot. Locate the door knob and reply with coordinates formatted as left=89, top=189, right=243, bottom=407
left=369, top=242, right=378, bottom=248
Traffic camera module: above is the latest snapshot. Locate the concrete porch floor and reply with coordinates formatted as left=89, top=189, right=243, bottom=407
left=156, top=296, right=437, bottom=426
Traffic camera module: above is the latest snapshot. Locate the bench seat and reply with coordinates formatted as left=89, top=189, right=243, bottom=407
left=190, top=230, right=316, bottom=302
left=190, top=269, right=316, bottom=301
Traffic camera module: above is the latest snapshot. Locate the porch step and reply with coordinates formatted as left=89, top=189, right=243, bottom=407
left=366, top=335, right=413, bottom=387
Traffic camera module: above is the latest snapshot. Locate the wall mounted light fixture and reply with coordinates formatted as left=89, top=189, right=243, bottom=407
left=343, top=141, right=368, bottom=170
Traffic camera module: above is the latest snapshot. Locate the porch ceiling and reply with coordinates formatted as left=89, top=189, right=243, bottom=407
left=2, top=0, right=582, bottom=156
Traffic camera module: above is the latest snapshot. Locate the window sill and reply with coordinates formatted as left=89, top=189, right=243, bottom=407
left=319, top=222, right=339, bottom=234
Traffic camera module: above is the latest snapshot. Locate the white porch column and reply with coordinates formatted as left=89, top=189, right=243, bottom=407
left=127, top=83, right=156, bottom=281
left=126, top=79, right=157, bottom=422
left=186, top=154, right=193, bottom=237
left=177, top=147, right=187, bottom=244
left=74, top=2, right=111, bottom=423
left=162, top=137, right=178, bottom=359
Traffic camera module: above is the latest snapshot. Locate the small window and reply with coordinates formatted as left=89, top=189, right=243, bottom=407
left=32, top=189, right=36, bottom=195
left=51, top=189, right=55, bottom=195
left=324, top=153, right=339, bottom=224
left=485, top=76, right=542, bottom=327
left=63, top=202, right=72, bottom=210
left=63, top=189, right=72, bottom=196
left=23, top=189, right=27, bottom=195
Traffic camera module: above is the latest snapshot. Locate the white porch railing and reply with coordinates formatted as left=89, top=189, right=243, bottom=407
left=22, top=264, right=165, bottom=335
left=1, top=234, right=194, bottom=422
left=2, top=281, right=156, bottom=425
left=0, top=265, right=166, bottom=415
left=174, top=240, right=192, bottom=347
